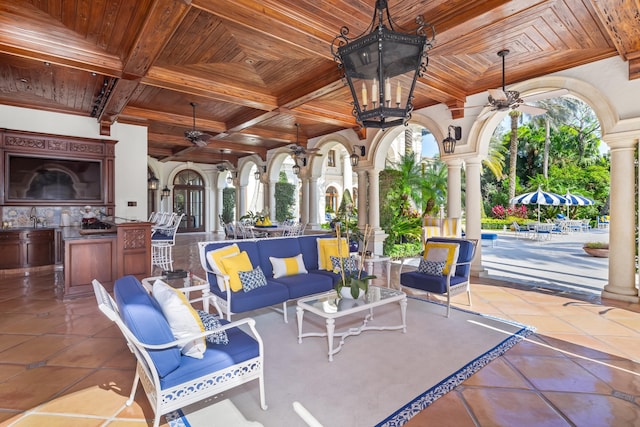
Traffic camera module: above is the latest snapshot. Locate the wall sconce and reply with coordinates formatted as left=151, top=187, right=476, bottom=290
left=254, top=165, right=266, bottom=180
left=442, top=125, right=462, bottom=154
left=148, top=175, right=159, bottom=190
left=226, top=171, right=237, bottom=184
left=160, top=186, right=171, bottom=200
left=350, top=145, right=366, bottom=167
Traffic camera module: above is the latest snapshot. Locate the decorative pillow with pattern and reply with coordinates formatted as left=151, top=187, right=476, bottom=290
left=196, top=310, right=229, bottom=345
left=418, top=259, right=446, bottom=276
left=330, top=255, right=358, bottom=273
left=238, top=266, right=268, bottom=292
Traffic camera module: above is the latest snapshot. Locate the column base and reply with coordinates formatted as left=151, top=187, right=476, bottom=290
left=601, top=288, right=639, bottom=304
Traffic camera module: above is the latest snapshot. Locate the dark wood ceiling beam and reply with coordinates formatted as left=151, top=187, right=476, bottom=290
left=143, top=66, right=279, bottom=111
left=0, top=2, right=123, bottom=76
left=281, top=106, right=357, bottom=129
left=124, top=106, right=227, bottom=132
left=238, top=127, right=301, bottom=144
left=98, top=0, right=193, bottom=128
left=280, top=74, right=345, bottom=109
left=226, top=111, right=281, bottom=133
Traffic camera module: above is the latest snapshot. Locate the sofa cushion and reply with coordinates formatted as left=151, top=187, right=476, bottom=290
left=225, top=279, right=290, bottom=313
left=113, top=276, right=181, bottom=378
left=159, top=320, right=260, bottom=390
left=256, top=237, right=304, bottom=277
left=152, top=280, right=206, bottom=359
left=297, top=234, right=332, bottom=270
left=271, top=272, right=334, bottom=299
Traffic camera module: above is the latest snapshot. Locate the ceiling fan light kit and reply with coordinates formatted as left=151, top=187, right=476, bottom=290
left=184, top=102, right=212, bottom=146
left=332, top=0, right=435, bottom=129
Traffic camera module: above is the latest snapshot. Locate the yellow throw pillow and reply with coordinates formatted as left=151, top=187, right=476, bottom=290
left=206, top=244, right=240, bottom=291
left=220, top=251, right=254, bottom=292
left=423, top=242, right=459, bottom=275
left=152, top=279, right=206, bottom=359
left=317, top=238, right=349, bottom=271
left=270, top=254, right=308, bottom=278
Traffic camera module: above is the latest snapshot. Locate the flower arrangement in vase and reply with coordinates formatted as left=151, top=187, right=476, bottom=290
left=333, top=223, right=376, bottom=299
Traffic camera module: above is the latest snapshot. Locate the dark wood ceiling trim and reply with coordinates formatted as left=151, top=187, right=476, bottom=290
left=282, top=106, right=357, bottom=129
left=193, top=0, right=334, bottom=60
left=0, top=2, right=123, bottom=76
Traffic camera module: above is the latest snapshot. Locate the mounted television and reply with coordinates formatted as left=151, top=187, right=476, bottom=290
left=6, top=154, right=103, bottom=202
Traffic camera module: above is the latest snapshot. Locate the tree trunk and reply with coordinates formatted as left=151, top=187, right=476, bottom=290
left=543, top=117, right=550, bottom=179
left=508, top=111, right=520, bottom=206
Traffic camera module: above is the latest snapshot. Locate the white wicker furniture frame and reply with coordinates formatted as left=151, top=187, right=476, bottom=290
left=92, top=279, right=267, bottom=427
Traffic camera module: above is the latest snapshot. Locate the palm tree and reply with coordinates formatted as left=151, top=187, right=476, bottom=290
left=508, top=110, right=521, bottom=206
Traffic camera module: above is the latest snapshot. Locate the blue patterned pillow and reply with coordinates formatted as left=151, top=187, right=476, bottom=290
left=418, top=259, right=446, bottom=276
left=238, top=265, right=268, bottom=292
left=196, top=310, right=229, bottom=345
left=330, top=255, right=358, bottom=273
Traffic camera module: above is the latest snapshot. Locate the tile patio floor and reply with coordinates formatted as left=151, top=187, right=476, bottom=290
left=0, top=232, right=638, bottom=426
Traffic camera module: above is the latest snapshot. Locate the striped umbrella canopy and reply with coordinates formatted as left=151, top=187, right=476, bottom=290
left=510, top=187, right=567, bottom=222
left=564, top=191, right=595, bottom=218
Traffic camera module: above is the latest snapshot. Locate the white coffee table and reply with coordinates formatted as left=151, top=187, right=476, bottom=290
left=296, top=286, right=407, bottom=361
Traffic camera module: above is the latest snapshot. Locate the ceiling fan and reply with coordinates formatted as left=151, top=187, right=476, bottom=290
left=288, top=123, right=321, bottom=158
left=215, top=150, right=235, bottom=172
left=452, top=50, right=568, bottom=119
left=184, top=102, right=212, bottom=147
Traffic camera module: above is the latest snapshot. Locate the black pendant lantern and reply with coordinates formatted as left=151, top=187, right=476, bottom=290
left=331, top=0, right=435, bottom=129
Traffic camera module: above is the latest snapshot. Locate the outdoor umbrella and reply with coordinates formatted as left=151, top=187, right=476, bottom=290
left=564, top=191, right=595, bottom=218
left=510, top=187, right=567, bottom=222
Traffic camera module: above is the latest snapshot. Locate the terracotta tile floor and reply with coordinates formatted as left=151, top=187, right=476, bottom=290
left=0, top=233, right=638, bottom=426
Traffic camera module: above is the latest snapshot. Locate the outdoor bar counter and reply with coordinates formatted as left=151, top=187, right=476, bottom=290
left=61, top=220, right=152, bottom=299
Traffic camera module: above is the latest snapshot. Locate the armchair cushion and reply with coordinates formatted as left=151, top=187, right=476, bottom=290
left=400, top=271, right=469, bottom=294
left=196, top=310, right=229, bottom=345
left=152, top=280, right=206, bottom=359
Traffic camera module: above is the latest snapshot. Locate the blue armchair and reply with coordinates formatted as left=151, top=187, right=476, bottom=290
left=399, top=237, right=478, bottom=317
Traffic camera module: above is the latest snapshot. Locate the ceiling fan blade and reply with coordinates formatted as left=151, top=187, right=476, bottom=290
left=521, top=88, right=569, bottom=103
left=488, top=88, right=507, bottom=101
left=449, top=104, right=487, bottom=111
left=477, top=108, right=496, bottom=121
left=516, top=104, right=547, bottom=116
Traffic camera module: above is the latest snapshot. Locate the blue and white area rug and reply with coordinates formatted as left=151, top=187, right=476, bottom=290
left=168, top=296, right=534, bottom=427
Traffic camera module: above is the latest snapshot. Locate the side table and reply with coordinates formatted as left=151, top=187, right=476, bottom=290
left=363, top=255, right=392, bottom=287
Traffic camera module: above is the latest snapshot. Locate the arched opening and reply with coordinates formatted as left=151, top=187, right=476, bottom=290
left=173, top=169, right=205, bottom=233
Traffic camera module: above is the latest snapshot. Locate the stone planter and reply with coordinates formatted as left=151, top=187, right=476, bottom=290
left=583, top=247, right=609, bottom=258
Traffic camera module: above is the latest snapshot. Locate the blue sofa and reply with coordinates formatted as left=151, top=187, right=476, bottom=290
left=198, top=234, right=352, bottom=321
left=93, top=275, right=266, bottom=427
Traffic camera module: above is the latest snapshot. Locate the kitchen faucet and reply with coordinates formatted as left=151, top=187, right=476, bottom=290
left=29, top=206, right=37, bottom=228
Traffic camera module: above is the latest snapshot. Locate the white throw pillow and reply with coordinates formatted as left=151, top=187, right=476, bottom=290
left=270, top=254, right=308, bottom=278
left=152, top=279, right=206, bottom=359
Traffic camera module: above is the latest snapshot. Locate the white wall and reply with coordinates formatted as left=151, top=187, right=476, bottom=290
left=0, top=105, right=149, bottom=221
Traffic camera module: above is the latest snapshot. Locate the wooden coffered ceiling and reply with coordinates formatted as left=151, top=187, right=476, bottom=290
left=0, top=0, right=638, bottom=167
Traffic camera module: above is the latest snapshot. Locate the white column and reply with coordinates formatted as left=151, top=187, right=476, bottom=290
left=215, top=185, right=223, bottom=233
left=308, top=176, right=319, bottom=228
left=367, top=167, right=387, bottom=255
left=238, top=184, right=247, bottom=218
left=464, top=157, right=484, bottom=276
left=268, top=181, right=276, bottom=222
left=357, top=169, right=368, bottom=227
left=445, top=158, right=463, bottom=219
left=602, top=134, right=639, bottom=303
left=342, top=153, right=353, bottom=195
left=300, top=177, right=310, bottom=224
